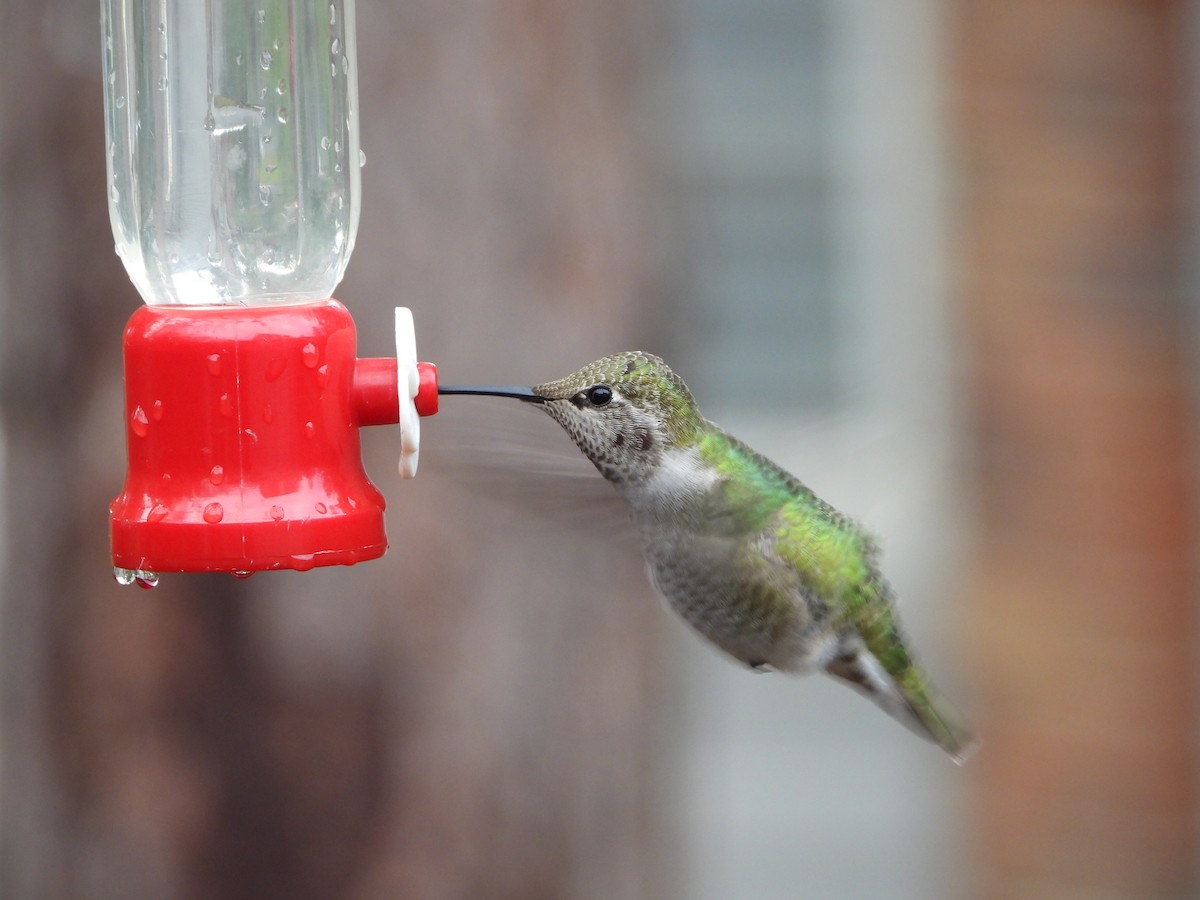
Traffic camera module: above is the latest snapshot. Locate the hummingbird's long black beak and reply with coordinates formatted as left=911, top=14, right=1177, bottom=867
left=438, top=385, right=546, bottom=403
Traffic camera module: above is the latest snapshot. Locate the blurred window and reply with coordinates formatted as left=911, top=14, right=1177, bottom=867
left=670, top=0, right=837, bottom=411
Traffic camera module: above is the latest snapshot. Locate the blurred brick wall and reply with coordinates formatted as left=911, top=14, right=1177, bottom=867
left=955, top=2, right=1197, bottom=897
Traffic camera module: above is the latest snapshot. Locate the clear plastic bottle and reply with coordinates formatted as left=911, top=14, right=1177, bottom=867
left=102, top=0, right=361, bottom=306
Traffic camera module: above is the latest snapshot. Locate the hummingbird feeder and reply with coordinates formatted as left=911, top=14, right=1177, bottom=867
left=101, top=0, right=441, bottom=584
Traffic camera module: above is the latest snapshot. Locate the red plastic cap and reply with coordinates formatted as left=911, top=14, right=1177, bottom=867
left=110, top=300, right=387, bottom=573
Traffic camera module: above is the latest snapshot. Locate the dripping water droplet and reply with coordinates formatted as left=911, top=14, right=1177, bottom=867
left=134, top=569, right=160, bottom=590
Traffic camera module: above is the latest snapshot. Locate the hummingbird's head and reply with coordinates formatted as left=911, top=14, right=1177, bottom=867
left=531, top=352, right=701, bottom=484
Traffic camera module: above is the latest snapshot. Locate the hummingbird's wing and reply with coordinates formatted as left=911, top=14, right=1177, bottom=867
left=422, top=397, right=633, bottom=542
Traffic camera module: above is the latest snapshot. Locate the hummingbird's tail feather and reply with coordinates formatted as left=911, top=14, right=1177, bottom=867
left=826, top=645, right=977, bottom=764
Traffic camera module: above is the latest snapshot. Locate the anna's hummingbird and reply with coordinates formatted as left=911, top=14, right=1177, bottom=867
left=441, top=351, right=975, bottom=761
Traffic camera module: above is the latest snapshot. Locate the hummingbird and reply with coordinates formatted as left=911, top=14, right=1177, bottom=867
left=440, top=352, right=975, bottom=762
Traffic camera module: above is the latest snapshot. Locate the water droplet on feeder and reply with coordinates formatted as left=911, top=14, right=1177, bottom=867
left=301, top=342, right=319, bottom=368
left=206, top=353, right=222, bottom=376
left=269, top=505, right=285, bottom=521
left=113, top=567, right=136, bottom=585
left=209, top=465, right=225, bottom=486
left=134, top=569, right=160, bottom=589
left=130, top=405, right=149, bottom=437
left=203, top=502, right=224, bottom=524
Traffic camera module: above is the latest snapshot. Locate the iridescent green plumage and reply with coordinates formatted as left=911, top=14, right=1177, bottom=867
left=527, top=351, right=974, bottom=761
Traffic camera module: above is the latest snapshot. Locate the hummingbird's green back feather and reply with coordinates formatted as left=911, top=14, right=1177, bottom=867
left=698, top=428, right=873, bottom=593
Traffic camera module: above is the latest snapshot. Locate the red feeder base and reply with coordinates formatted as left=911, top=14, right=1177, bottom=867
left=110, top=300, right=403, bottom=574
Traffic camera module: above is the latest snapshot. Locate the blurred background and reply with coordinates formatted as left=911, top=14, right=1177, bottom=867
left=1, top=0, right=1196, bottom=898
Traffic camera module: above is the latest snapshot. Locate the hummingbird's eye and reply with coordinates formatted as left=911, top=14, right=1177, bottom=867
left=585, top=385, right=613, bottom=407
